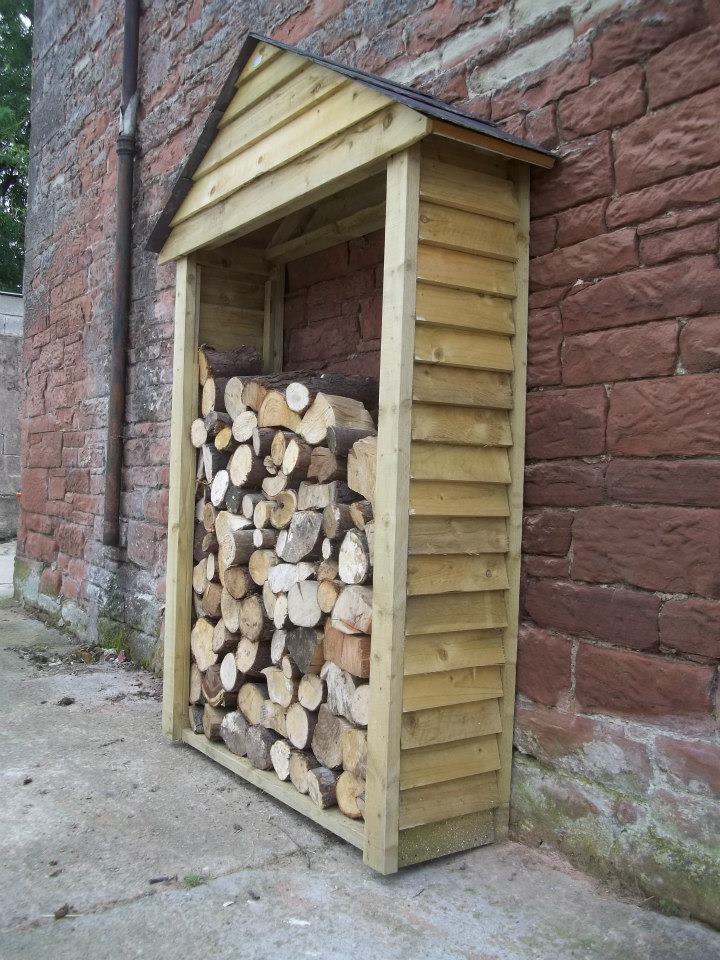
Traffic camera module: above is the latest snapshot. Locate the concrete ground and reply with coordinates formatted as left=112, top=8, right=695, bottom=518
left=2, top=567, right=719, bottom=959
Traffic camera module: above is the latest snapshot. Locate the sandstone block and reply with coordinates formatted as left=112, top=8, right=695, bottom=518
left=655, top=736, right=720, bottom=794
left=679, top=315, right=720, bottom=372
left=531, top=132, right=613, bottom=217
left=555, top=197, right=607, bottom=247
left=524, top=460, right=605, bottom=507
left=559, top=65, right=645, bottom=137
left=526, top=386, right=607, bottom=460
left=606, top=167, right=720, bottom=228
left=529, top=217, right=556, bottom=258
left=659, top=598, right=720, bottom=659
left=646, top=25, right=720, bottom=109
left=516, top=624, right=572, bottom=707
left=522, top=510, right=573, bottom=556
left=561, top=321, right=677, bottom=386
left=527, top=307, right=561, bottom=387
left=640, top=221, right=718, bottom=265
left=606, top=458, right=720, bottom=508
left=531, top=227, right=638, bottom=290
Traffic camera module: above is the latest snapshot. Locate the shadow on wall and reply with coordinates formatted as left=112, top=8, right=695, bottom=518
left=0, top=292, right=22, bottom=540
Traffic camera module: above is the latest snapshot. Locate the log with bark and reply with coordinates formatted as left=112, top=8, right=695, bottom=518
left=220, top=711, right=249, bottom=756
left=198, top=344, right=261, bottom=385
left=307, top=766, right=339, bottom=809
left=311, top=704, right=352, bottom=769
left=347, top=435, right=377, bottom=505
left=289, top=750, right=320, bottom=794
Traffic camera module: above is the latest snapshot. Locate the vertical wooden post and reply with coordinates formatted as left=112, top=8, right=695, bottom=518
left=363, top=147, right=420, bottom=874
left=162, top=255, right=201, bottom=740
left=494, top=164, right=530, bottom=837
left=262, top=263, right=285, bottom=372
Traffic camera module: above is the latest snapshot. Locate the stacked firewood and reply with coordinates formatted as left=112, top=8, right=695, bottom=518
left=187, top=344, right=377, bottom=821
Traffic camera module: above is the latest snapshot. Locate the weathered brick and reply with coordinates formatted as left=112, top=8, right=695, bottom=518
left=531, top=228, right=638, bottom=289
left=640, top=221, right=718, bottom=265
left=679, top=315, right=720, bottom=372
left=659, top=598, right=720, bottom=659
left=655, top=736, right=720, bottom=794
left=516, top=624, right=572, bottom=707
left=522, top=510, right=573, bottom=556
left=614, top=86, right=720, bottom=193
left=555, top=198, right=607, bottom=247
left=590, top=0, right=702, bottom=77
left=531, top=132, right=613, bottom=217
left=606, top=167, right=720, bottom=228
left=523, top=555, right=571, bottom=579
left=559, top=65, right=645, bottom=138
left=608, top=374, right=720, bottom=456
left=606, top=458, right=720, bottom=508
left=562, top=256, right=720, bottom=334
left=524, top=578, right=659, bottom=650
left=646, top=25, right=720, bottom=108
left=562, top=322, right=678, bottom=386
left=575, top=644, right=714, bottom=718
left=572, top=505, right=720, bottom=596
left=524, top=460, right=606, bottom=507
left=526, top=387, right=607, bottom=460
left=527, top=307, right=561, bottom=386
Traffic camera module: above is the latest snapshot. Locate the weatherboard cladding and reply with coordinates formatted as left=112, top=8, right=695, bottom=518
left=146, top=31, right=553, bottom=254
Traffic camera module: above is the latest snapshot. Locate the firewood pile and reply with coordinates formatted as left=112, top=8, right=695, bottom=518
left=188, top=344, right=378, bottom=820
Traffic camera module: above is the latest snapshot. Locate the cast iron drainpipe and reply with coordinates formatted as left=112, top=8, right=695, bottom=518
left=103, top=0, right=141, bottom=546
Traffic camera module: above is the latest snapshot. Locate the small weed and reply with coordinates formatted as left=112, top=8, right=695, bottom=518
left=182, top=873, right=207, bottom=889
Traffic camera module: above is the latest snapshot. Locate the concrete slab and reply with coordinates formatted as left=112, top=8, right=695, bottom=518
left=1, top=603, right=718, bottom=960
left=0, top=538, right=15, bottom=597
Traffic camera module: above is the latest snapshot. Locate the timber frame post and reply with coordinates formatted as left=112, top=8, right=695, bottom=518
left=363, top=147, right=420, bottom=873
left=162, top=255, right=201, bottom=740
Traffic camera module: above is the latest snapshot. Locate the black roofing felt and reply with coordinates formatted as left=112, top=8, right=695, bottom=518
left=146, top=32, right=553, bottom=254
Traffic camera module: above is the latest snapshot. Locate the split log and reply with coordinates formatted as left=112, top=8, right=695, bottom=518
left=252, top=427, right=275, bottom=458
left=331, top=585, right=373, bottom=635
left=229, top=445, right=265, bottom=488
left=286, top=626, right=324, bottom=674
left=202, top=665, right=235, bottom=708
left=342, top=728, right=368, bottom=778
left=341, top=635, right=371, bottom=679
left=242, top=492, right=265, bottom=519
left=258, top=391, right=301, bottom=431
left=281, top=439, right=312, bottom=480
left=189, top=663, right=204, bottom=705
left=323, top=621, right=346, bottom=665
left=242, top=375, right=302, bottom=412
left=271, top=629, right=289, bottom=664
left=270, top=739, right=292, bottom=780
left=317, top=558, right=339, bottom=582
left=253, top=499, right=275, bottom=529
left=327, top=425, right=377, bottom=457
left=245, top=725, right=279, bottom=770
left=224, top=483, right=244, bottom=514
left=240, top=594, right=269, bottom=643
left=322, top=662, right=359, bottom=722
left=317, top=579, right=343, bottom=614
left=238, top=682, right=268, bottom=726
left=307, top=767, right=339, bottom=809
left=285, top=375, right=378, bottom=415
left=224, top=376, right=247, bottom=419
left=338, top=529, right=372, bottom=585
left=191, top=618, right=217, bottom=672
left=206, top=552, right=220, bottom=583
left=202, top=502, right=216, bottom=532
left=288, top=581, right=322, bottom=628
left=252, top=528, right=277, bottom=550
left=223, top=565, right=253, bottom=601
left=201, top=530, right=219, bottom=556
left=212, top=620, right=238, bottom=657
left=201, top=376, right=231, bottom=416
left=202, top=704, right=226, bottom=741
left=262, top=700, right=288, bottom=738
left=235, top=637, right=272, bottom=676
left=349, top=499, right=373, bottom=529
left=220, top=589, right=242, bottom=633
left=299, top=393, right=375, bottom=445
left=193, top=559, right=209, bottom=595
left=198, top=344, right=261, bottom=385
left=262, top=666, right=298, bottom=708
left=351, top=683, right=370, bottom=728
left=308, top=446, right=346, bottom=483
left=273, top=593, right=289, bottom=629
left=311, top=704, right=352, bottom=769
left=297, top=482, right=331, bottom=511
left=365, top=522, right=375, bottom=565
left=220, top=651, right=242, bottom=692
left=267, top=561, right=316, bottom=594
left=285, top=702, right=317, bottom=750
left=322, top=503, right=355, bottom=540
left=270, top=490, right=297, bottom=529
left=231, top=410, right=258, bottom=443
left=277, top=511, right=323, bottom=563
left=188, top=703, right=204, bottom=733
left=281, top=654, right=301, bottom=681
left=210, top=470, right=230, bottom=508
left=220, top=711, right=249, bottom=756
left=193, top=593, right=204, bottom=619
left=336, top=772, right=365, bottom=819
left=262, top=582, right=276, bottom=619
left=298, top=673, right=325, bottom=712
left=289, top=750, right=320, bottom=795
left=347, top=435, right=377, bottom=505
left=248, top=549, right=279, bottom=586
left=214, top=511, right=251, bottom=542
left=270, top=430, right=295, bottom=467
left=262, top=473, right=289, bottom=498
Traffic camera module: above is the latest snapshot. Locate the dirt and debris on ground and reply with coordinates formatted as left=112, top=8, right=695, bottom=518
left=1, top=596, right=719, bottom=959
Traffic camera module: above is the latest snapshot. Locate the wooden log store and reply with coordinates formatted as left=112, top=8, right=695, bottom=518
left=146, top=33, right=554, bottom=874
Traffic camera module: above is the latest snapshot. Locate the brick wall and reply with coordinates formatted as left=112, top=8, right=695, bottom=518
left=19, top=0, right=720, bottom=921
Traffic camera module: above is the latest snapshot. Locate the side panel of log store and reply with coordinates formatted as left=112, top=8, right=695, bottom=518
left=395, top=140, right=530, bottom=869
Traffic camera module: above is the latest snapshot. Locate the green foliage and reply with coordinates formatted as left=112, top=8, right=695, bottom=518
left=0, top=0, right=32, bottom=293
left=182, top=873, right=207, bottom=889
